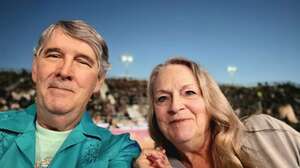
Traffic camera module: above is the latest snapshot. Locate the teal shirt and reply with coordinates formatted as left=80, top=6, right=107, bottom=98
left=0, top=104, right=141, bottom=167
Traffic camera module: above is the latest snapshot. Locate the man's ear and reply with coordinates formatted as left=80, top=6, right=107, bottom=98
left=32, top=57, right=37, bottom=83
left=93, top=75, right=105, bottom=93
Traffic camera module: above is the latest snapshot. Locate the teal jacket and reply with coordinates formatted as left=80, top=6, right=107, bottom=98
left=0, top=104, right=141, bottom=167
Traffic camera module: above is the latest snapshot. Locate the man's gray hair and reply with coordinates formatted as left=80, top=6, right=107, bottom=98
left=34, top=20, right=110, bottom=75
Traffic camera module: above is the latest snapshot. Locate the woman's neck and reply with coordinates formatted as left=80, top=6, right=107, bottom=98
left=176, top=130, right=213, bottom=168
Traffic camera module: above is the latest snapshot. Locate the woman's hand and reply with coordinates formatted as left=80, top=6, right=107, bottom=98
left=134, top=147, right=172, bottom=168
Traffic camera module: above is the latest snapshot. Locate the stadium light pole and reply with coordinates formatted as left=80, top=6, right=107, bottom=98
left=227, top=65, right=238, bottom=85
left=121, top=54, right=133, bottom=78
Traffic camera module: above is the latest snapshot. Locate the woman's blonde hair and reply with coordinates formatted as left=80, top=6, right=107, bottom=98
left=148, top=57, right=256, bottom=168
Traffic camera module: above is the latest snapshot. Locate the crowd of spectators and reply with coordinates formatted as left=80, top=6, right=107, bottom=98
left=0, top=69, right=35, bottom=111
left=1, top=70, right=299, bottom=131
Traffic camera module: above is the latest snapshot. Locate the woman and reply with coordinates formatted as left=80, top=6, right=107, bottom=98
left=135, top=57, right=300, bottom=168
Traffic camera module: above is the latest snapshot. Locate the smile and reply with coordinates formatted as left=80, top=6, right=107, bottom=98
left=48, top=81, right=75, bottom=93
left=48, top=86, right=74, bottom=93
left=169, top=118, right=191, bottom=124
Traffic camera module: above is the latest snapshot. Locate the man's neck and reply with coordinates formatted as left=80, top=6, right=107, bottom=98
left=36, top=111, right=82, bottom=131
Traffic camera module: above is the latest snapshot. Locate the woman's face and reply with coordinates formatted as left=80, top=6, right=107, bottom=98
left=153, top=64, right=211, bottom=147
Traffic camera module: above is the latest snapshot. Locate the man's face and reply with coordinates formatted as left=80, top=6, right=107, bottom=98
left=32, top=28, right=103, bottom=116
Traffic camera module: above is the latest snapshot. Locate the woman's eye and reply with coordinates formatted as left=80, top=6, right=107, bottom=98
left=157, top=96, right=168, bottom=103
left=185, top=90, right=196, bottom=96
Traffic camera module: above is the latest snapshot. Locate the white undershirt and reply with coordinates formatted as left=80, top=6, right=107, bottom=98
left=35, top=121, right=72, bottom=168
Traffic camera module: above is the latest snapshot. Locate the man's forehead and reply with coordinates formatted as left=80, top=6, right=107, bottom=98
left=38, top=27, right=101, bottom=70
left=45, top=28, right=96, bottom=55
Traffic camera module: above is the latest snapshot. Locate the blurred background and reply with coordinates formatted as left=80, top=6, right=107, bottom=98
left=0, top=0, right=299, bottom=148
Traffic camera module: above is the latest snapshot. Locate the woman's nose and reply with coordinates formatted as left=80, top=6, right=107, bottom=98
left=169, top=94, right=184, bottom=114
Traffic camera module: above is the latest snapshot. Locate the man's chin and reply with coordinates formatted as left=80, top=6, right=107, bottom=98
left=45, top=103, right=74, bottom=115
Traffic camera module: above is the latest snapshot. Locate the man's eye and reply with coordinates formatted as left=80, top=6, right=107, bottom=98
left=77, top=59, right=92, bottom=67
left=79, top=60, right=91, bottom=66
left=46, top=54, right=60, bottom=58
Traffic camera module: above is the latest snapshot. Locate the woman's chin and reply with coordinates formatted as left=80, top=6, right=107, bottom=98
left=170, top=132, right=196, bottom=144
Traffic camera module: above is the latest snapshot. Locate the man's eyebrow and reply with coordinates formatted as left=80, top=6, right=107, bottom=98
left=44, top=48, right=63, bottom=54
left=43, top=48, right=98, bottom=66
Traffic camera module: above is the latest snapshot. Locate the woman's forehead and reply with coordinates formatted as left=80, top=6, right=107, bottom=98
left=154, top=64, right=198, bottom=90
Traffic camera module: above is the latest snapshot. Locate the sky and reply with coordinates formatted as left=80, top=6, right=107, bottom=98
left=0, top=0, right=299, bottom=85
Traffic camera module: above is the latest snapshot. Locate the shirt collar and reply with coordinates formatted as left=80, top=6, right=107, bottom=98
left=0, top=103, right=111, bottom=141
left=0, top=104, right=36, bottom=133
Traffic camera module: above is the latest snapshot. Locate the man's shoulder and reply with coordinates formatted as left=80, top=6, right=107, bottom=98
left=100, top=132, right=141, bottom=163
left=82, top=126, right=140, bottom=157
left=78, top=130, right=140, bottom=167
left=98, top=127, right=140, bottom=152
left=0, top=109, right=27, bottom=121
left=106, top=132, right=134, bottom=145
left=0, top=105, right=35, bottom=132
left=81, top=119, right=138, bottom=146
left=94, top=126, right=135, bottom=146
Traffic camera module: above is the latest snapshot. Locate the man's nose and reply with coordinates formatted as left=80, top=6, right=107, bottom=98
left=56, top=60, right=73, bottom=80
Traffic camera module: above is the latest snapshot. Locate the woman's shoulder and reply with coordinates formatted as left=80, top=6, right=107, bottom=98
left=242, top=114, right=300, bottom=168
left=168, top=157, right=186, bottom=168
left=243, top=114, right=299, bottom=134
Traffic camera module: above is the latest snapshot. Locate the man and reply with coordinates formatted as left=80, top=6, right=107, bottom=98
left=0, top=20, right=140, bottom=167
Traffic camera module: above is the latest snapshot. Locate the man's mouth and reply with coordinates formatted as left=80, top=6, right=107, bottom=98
left=49, top=86, right=74, bottom=92
left=48, top=82, right=74, bottom=93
